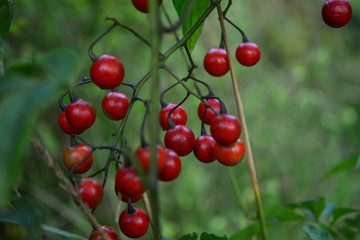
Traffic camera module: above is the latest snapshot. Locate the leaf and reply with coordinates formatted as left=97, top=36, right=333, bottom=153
left=322, top=154, right=360, bottom=180
left=323, top=204, right=336, bottom=221
left=172, top=0, right=210, bottom=52
left=262, top=205, right=305, bottom=222
left=302, top=225, right=334, bottom=240
left=42, top=224, right=87, bottom=240
left=230, top=223, right=263, bottom=240
left=178, top=233, right=199, bottom=240
left=331, top=207, right=357, bottom=225
left=200, top=232, right=228, bottom=240
left=300, top=197, right=326, bottom=221
left=0, top=0, right=13, bottom=39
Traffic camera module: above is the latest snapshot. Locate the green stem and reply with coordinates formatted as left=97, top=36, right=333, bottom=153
left=0, top=39, right=4, bottom=75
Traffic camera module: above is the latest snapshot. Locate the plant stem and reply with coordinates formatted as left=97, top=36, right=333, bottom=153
left=0, top=39, right=4, bottom=75
left=216, top=5, right=268, bottom=240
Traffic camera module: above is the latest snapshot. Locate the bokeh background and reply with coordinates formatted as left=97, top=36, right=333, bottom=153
left=1, top=0, right=359, bottom=239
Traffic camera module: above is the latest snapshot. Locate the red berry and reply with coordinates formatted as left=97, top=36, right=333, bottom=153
left=159, top=149, right=182, bottom=182
left=197, top=99, right=221, bottom=125
left=102, top=92, right=129, bottom=120
left=193, top=135, right=217, bottom=163
left=121, top=194, right=142, bottom=203
left=78, top=178, right=103, bottom=209
left=203, top=48, right=229, bottom=76
left=236, top=42, right=261, bottom=67
left=131, top=0, right=163, bottom=13
left=159, top=103, right=187, bottom=130
left=322, top=0, right=352, bottom=28
left=164, top=125, right=195, bottom=156
left=89, top=226, right=119, bottom=240
left=65, top=99, right=96, bottom=130
left=63, top=144, right=93, bottom=174
left=135, top=145, right=166, bottom=173
left=210, top=114, right=241, bottom=146
left=90, top=55, right=125, bottom=89
left=119, top=206, right=149, bottom=238
left=115, top=168, right=146, bottom=198
left=58, top=112, right=84, bottom=135
left=215, top=139, right=245, bottom=166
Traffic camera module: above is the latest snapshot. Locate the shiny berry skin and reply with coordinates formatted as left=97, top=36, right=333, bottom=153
left=115, top=168, right=146, bottom=198
left=236, top=42, right=261, bottom=67
left=159, top=149, right=182, bottom=182
left=63, top=144, right=93, bottom=174
left=164, top=125, right=195, bottom=156
left=58, top=112, right=84, bottom=135
left=121, top=194, right=142, bottom=203
left=215, top=139, right=245, bottom=166
left=90, top=55, right=125, bottom=89
left=78, top=178, right=103, bottom=209
left=159, top=103, right=187, bottom=130
left=203, top=48, right=229, bottom=76
left=135, top=145, right=166, bottom=172
left=193, top=135, right=217, bottom=163
left=197, top=99, right=221, bottom=125
left=89, top=226, right=119, bottom=240
left=322, top=0, right=352, bottom=28
left=131, top=0, right=163, bottom=13
left=210, top=114, right=241, bottom=146
left=119, top=206, right=149, bottom=238
left=102, top=92, right=129, bottom=120
left=65, top=99, right=96, bottom=130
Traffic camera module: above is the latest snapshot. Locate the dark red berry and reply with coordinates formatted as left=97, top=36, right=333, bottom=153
left=131, top=0, right=163, bottom=13
left=164, top=125, right=195, bottom=156
left=119, top=206, right=149, bottom=238
left=203, top=48, right=229, bottom=76
left=135, top=144, right=166, bottom=173
left=115, top=168, right=146, bottom=198
left=102, top=92, right=129, bottom=120
left=322, top=0, right=352, bottom=28
left=197, top=99, right=221, bottom=125
left=159, top=149, right=182, bottom=182
left=210, top=114, right=241, bottom=146
left=65, top=99, right=96, bottom=130
left=215, top=139, right=245, bottom=166
left=121, top=194, right=142, bottom=203
left=90, top=55, right=125, bottom=89
left=89, top=226, right=119, bottom=240
left=193, top=135, right=217, bottom=163
left=159, top=103, right=187, bottom=130
left=236, top=42, right=261, bottom=67
left=58, top=112, right=84, bottom=135
left=78, top=178, right=103, bottom=209
left=63, top=144, right=93, bottom=174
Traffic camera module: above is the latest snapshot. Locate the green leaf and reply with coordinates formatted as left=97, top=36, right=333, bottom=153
left=331, top=207, right=357, bottom=225
left=172, top=0, right=210, bottom=52
left=302, top=225, right=334, bottom=240
left=178, top=233, right=199, bottom=240
left=230, top=223, right=262, bottom=240
left=200, top=232, right=228, bottom=240
left=323, top=154, right=360, bottom=180
left=0, top=0, right=13, bottom=39
left=262, top=205, right=305, bottom=222
left=300, top=197, right=326, bottom=221
left=42, top=224, right=87, bottom=240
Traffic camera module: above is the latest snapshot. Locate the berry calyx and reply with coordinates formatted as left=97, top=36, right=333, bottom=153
left=131, top=0, right=163, bottom=13
left=115, top=167, right=146, bottom=198
left=159, top=103, right=187, bottom=130
left=119, top=206, right=149, bottom=238
left=210, top=114, right=241, bottom=146
left=102, top=92, right=129, bottom=120
left=65, top=99, right=96, bottom=130
left=215, top=139, right=245, bottom=166
left=78, top=178, right=103, bottom=209
left=135, top=144, right=166, bottom=173
left=58, top=112, right=84, bottom=135
left=236, top=42, right=261, bottom=67
left=164, top=125, right=195, bottom=156
left=159, top=149, right=182, bottom=182
left=197, top=99, right=221, bottom=125
left=322, top=0, right=352, bottom=28
left=63, top=144, right=93, bottom=174
left=193, top=135, right=217, bottom=163
left=89, top=226, right=119, bottom=240
left=203, top=48, right=229, bottom=77
left=90, top=55, right=125, bottom=89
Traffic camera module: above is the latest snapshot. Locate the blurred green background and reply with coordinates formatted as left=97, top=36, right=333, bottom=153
left=0, top=0, right=359, bottom=239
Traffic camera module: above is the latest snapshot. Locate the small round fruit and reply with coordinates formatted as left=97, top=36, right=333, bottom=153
left=193, top=135, right=217, bottom=163
left=131, top=0, right=163, bottom=13
left=102, top=92, right=129, bottom=120
left=115, top=168, right=146, bottom=198
left=236, top=42, right=261, bottom=67
left=215, top=139, right=245, bottom=166
left=119, top=206, right=149, bottom=238
left=63, top=144, right=93, bottom=174
left=203, top=48, right=229, bottom=76
left=210, top=114, right=241, bottom=146
left=58, top=112, right=84, bottom=135
left=121, top=194, right=142, bottom=203
left=135, top=145, right=166, bottom=172
left=159, top=103, right=187, bottom=130
left=78, top=178, right=103, bottom=209
left=197, top=99, right=221, bottom=124
left=89, top=226, right=119, bottom=240
left=164, top=125, right=195, bottom=156
left=90, top=55, right=125, bottom=89
left=65, top=99, right=96, bottom=130
left=322, top=0, right=352, bottom=28
left=159, top=149, right=182, bottom=182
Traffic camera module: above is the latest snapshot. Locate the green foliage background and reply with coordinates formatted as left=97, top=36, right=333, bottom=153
left=0, top=0, right=359, bottom=239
